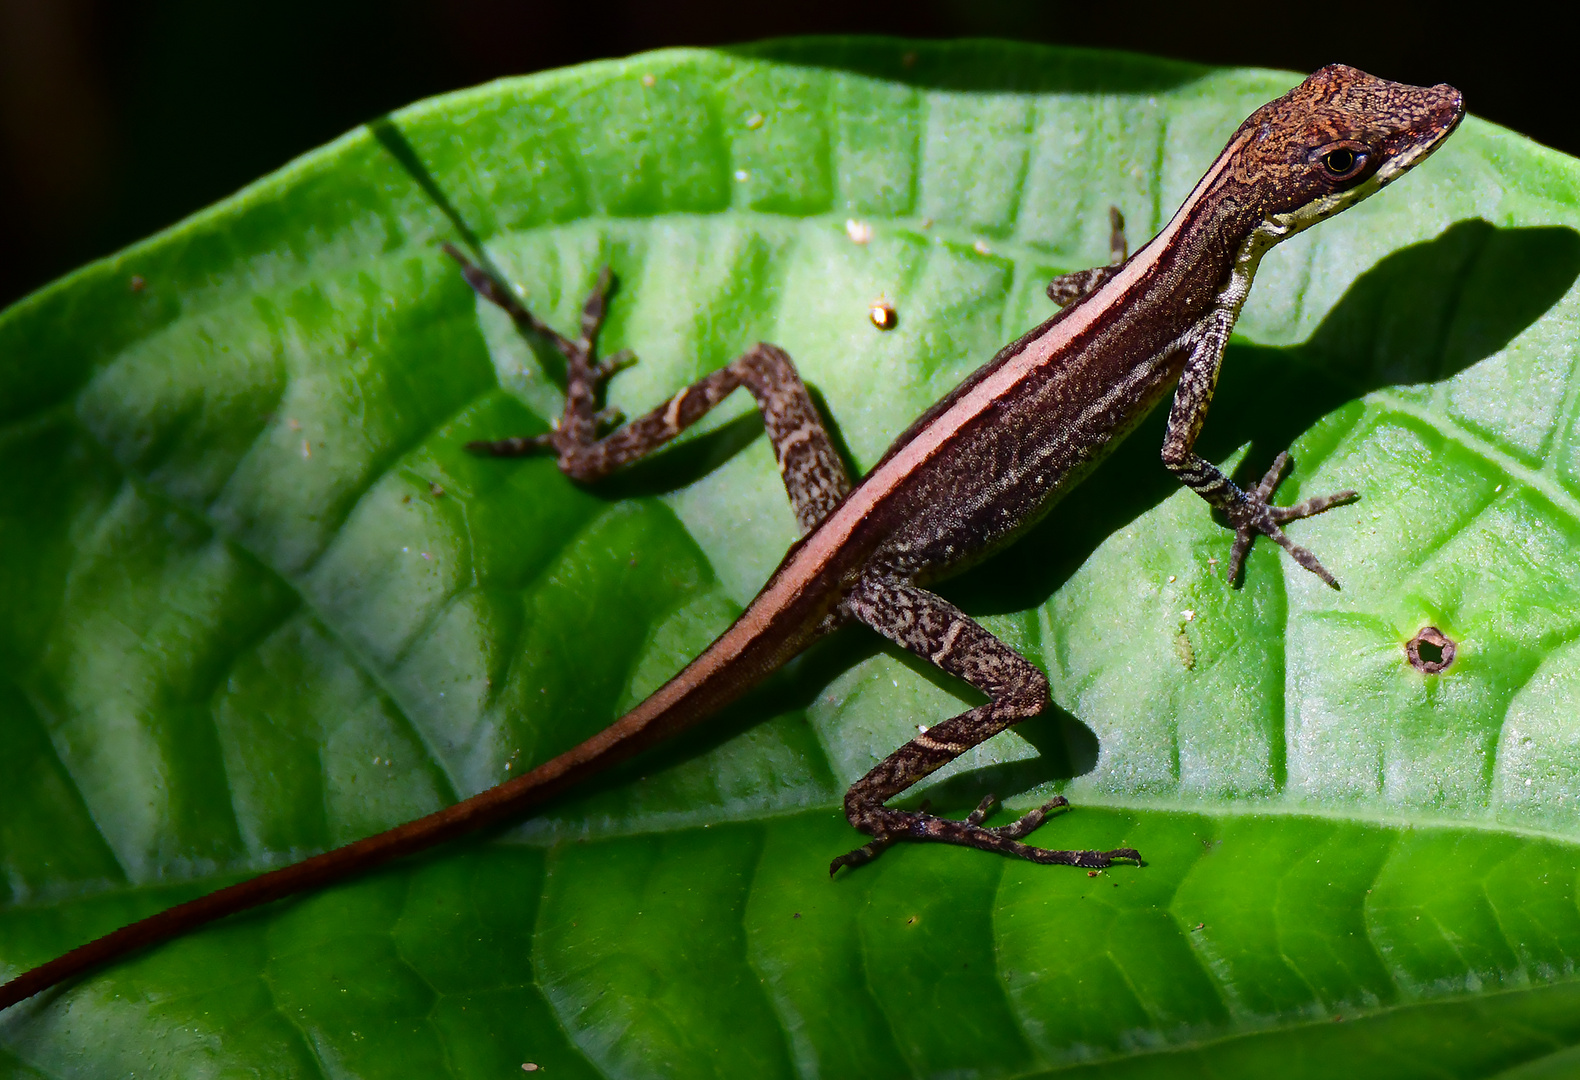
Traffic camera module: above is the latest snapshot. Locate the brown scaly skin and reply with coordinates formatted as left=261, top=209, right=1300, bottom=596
left=2, top=65, right=1462, bottom=1013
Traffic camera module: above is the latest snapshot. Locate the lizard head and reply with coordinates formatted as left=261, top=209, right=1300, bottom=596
left=1230, top=64, right=1464, bottom=235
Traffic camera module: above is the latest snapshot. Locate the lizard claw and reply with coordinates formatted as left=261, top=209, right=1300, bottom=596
left=1226, top=453, right=1358, bottom=588
left=592, top=348, right=638, bottom=386
left=1251, top=450, right=1291, bottom=502
left=830, top=834, right=895, bottom=876
left=465, top=432, right=557, bottom=457
left=965, top=794, right=998, bottom=826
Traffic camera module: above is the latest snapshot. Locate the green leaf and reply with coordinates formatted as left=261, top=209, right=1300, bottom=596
left=5, top=37, right=1580, bottom=1078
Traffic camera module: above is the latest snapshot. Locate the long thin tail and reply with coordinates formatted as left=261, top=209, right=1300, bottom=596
left=0, top=715, right=608, bottom=1009
left=0, top=599, right=798, bottom=1011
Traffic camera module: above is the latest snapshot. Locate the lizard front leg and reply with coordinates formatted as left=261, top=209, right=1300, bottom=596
left=448, top=246, right=851, bottom=534
left=1160, top=309, right=1359, bottom=585
left=831, top=575, right=1140, bottom=874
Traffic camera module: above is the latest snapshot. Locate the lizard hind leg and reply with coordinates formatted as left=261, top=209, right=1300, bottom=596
left=447, top=246, right=852, bottom=534
left=445, top=244, right=631, bottom=458
left=1044, top=206, right=1131, bottom=308
left=831, top=576, right=1140, bottom=875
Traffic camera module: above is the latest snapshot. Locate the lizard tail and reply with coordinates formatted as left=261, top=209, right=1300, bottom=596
left=0, top=586, right=816, bottom=1012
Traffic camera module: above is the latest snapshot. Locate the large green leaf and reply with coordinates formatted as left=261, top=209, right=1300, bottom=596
left=5, top=37, right=1580, bottom=1078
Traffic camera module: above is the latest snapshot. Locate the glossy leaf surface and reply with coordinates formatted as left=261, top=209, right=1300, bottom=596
left=4, top=39, right=1580, bottom=1078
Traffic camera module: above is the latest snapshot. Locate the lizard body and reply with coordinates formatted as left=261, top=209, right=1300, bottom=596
left=1, top=63, right=1463, bottom=1011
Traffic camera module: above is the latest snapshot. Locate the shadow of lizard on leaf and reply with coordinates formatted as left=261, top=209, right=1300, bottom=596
left=949, top=218, right=1580, bottom=618
left=921, top=219, right=1580, bottom=810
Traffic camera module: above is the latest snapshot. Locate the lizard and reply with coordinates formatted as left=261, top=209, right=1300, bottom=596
left=0, top=62, right=1463, bottom=1011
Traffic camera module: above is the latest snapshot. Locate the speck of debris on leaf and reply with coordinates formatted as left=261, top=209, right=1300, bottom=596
left=429, top=482, right=445, bottom=498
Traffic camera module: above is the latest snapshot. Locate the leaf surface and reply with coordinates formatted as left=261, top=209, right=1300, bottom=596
left=4, top=38, right=1580, bottom=1078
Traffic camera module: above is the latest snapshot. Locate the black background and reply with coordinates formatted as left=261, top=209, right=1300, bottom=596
left=0, top=0, right=1570, bottom=311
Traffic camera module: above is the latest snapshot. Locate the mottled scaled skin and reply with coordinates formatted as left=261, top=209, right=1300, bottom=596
left=1, top=66, right=1464, bottom=1011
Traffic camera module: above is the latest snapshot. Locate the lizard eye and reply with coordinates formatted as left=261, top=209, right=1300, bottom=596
left=1315, top=142, right=1369, bottom=182
left=1323, top=148, right=1355, bottom=173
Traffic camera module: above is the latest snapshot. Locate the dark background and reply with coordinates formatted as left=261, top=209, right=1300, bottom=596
left=0, top=0, right=1569, bottom=312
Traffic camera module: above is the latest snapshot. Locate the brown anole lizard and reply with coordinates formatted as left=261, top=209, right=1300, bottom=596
left=1, top=63, right=1463, bottom=1011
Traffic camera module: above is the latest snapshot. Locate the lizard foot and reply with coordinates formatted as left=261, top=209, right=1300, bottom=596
left=442, top=245, right=639, bottom=458
left=829, top=794, right=1141, bottom=875
left=1226, top=452, right=1358, bottom=587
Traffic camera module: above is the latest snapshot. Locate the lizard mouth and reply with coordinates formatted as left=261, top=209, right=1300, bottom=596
left=1373, top=84, right=1466, bottom=188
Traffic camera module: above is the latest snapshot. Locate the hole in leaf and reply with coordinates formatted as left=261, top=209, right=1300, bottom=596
left=1406, top=626, right=1456, bottom=674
